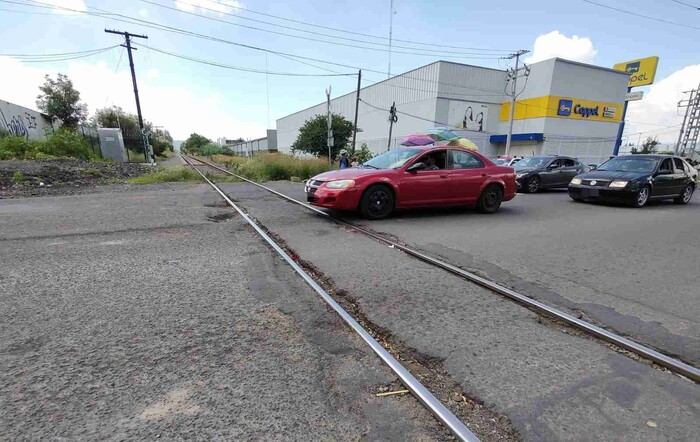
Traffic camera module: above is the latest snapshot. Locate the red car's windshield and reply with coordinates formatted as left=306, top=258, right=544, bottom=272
left=362, top=148, right=422, bottom=169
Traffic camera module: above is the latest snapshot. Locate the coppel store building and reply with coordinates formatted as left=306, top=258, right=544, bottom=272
left=275, top=58, right=630, bottom=165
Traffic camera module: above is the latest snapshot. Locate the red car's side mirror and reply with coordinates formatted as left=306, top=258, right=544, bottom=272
left=406, top=162, right=427, bottom=173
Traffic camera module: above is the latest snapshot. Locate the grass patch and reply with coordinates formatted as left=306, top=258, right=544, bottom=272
left=210, top=152, right=330, bottom=181
left=11, top=170, right=25, bottom=184
left=128, top=166, right=204, bottom=184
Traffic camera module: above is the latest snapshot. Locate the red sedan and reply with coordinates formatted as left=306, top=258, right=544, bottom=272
left=305, top=146, right=517, bottom=219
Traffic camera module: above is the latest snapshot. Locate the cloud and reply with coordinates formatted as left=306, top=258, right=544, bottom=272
left=625, top=64, right=700, bottom=145
left=139, top=8, right=149, bottom=17
left=146, top=68, right=160, bottom=80
left=174, top=0, right=243, bottom=15
left=0, top=56, right=267, bottom=141
left=41, top=0, right=87, bottom=14
left=525, top=31, right=597, bottom=64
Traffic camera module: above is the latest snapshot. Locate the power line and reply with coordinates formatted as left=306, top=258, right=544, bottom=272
left=17, top=0, right=507, bottom=95
left=138, top=43, right=357, bottom=76
left=0, top=5, right=52, bottom=14
left=140, top=0, right=503, bottom=59
left=144, top=0, right=507, bottom=56
left=1, top=46, right=119, bottom=62
left=187, top=0, right=515, bottom=52
left=670, top=0, right=700, bottom=10
left=359, top=98, right=494, bottom=134
left=0, top=45, right=119, bottom=57
left=580, top=0, right=700, bottom=30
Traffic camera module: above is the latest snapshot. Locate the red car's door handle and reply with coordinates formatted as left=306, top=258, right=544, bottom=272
left=440, top=174, right=449, bottom=178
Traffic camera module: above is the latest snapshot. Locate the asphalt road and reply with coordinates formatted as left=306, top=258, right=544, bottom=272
left=0, top=184, right=449, bottom=440
left=220, top=180, right=700, bottom=441
left=267, top=182, right=700, bottom=367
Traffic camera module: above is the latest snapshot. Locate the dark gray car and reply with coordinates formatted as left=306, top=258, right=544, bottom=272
left=515, top=155, right=588, bottom=193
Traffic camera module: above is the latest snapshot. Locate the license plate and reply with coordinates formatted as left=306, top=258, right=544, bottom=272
left=585, top=189, right=599, bottom=197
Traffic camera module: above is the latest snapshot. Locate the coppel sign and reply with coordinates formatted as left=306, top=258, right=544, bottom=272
left=557, top=99, right=601, bottom=118
left=613, top=56, right=659, bottom=88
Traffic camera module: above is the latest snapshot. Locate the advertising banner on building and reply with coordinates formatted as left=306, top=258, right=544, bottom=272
left=447, top=100, right=489, bottom=132
left=500, top=96, right=624, bottom=123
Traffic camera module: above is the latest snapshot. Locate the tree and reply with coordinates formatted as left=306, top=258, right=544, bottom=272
left=181, top=133, right=212, bottom=154
left=91, top=106, right=140, bottom=133
left=631, top=137, right=660, bottom=155
left=346, top=143, right=374, bottom=163
left=36, top=74, right=87, bottom=128
left=291, top=113, right=353, bottom=159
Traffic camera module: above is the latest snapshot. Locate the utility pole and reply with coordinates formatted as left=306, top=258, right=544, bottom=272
left=387, top=0, right=394, bottom=78
left=504, top=50, right=530, bottom=157
left=105, top=29, right=152, bottom=163
left=387, top=102, right=397, bottom=151
left=351, top=70, right=362, bottom=151
left=326, top=86, right=333, bottom=167
left=675, top=83, right=700, bottom=156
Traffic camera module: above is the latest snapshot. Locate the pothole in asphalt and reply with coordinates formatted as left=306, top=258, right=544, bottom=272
left=207, top=212, right=235, bottom=223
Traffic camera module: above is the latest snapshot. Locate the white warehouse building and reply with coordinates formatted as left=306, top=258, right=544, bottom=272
left=276, top=58, right=630, bottom=165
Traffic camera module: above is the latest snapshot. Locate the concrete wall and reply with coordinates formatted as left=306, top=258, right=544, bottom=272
left=0, top=100, right=54, bottom=140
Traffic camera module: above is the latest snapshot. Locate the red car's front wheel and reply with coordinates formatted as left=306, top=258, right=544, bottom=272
left=360, top=184, right=394, bottom=220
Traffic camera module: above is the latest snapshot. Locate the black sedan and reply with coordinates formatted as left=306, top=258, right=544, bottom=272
left=568, top=155, right=696, bottom=207
left=514, top=156, right=588, bottom=193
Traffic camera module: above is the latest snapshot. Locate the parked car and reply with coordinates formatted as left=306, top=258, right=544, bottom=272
left=568, top=155, right=696, bottom=207
left=493, top=156, right=522, bottom=167
left=514, top=156, right=588, bottom=193
left=305, top=146, right=517, bottom=219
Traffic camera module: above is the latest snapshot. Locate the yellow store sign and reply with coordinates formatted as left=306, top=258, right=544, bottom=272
left=613, top=56, right=659, bottom=88
left=500, top=96, right=624, bottom=123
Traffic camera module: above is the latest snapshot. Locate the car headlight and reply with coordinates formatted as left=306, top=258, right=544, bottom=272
left=570, top=177, right=582, bottom=185
left=325, top=179, right=356, bottom=189
left=609, top=180, right=628, bottom=188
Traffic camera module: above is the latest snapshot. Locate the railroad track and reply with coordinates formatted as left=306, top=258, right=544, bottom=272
left=181, top=153, right=700, bottom=385
left=180, top=154, right=480, bottom=442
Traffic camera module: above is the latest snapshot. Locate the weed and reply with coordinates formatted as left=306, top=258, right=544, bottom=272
left=128, top=166, right=205, bottom=184
left=211, top=152, right=330, bottom=181
left=11, top=170, right=25, bottom=184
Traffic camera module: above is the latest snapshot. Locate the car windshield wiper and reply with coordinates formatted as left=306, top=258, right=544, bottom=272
left=361, top=164, right=380, bottom=169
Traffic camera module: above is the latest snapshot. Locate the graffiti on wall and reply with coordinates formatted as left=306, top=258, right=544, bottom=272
left=0, top=101, right=53, bottom=140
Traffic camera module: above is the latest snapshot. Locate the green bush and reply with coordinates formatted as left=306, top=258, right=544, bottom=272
left=0, top=136, right=40, bottom=160
left=230, top=153, right=329, bottom=181
left=0, top=129, right=94, bottom=160
left=43, top=128, right=93, bottom=159
left=200, top=143, right=225, bottom=156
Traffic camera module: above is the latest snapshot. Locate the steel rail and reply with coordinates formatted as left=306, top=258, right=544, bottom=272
left=181, top=154, right=480, bottom=442
left=182, top=153, right=700, bottom=383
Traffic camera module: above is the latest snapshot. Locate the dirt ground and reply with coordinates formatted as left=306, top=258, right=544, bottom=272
left=0, top=160, right=153, bottom=198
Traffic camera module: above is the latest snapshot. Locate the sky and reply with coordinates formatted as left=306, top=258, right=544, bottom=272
left=1, top=0, right=699, bottom=144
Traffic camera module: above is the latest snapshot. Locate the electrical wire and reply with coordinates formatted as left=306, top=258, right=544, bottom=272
left=140, top=0, right=503, bottom=59
left=143, top=0, right=508, bottom=57
left=670, top=0, right=700, bottom=10
left=188, top=0, right=515, bottom=52
left=359, top=98, right=494, bottom=134
left=0, top=45, right=119, bottom=57
left=1, top=46, right=119, bottom=62
left=580, top=0, right=700, bottom=30
left=14, top=0, right=508, bottom=95
left=138, top=43, right=357, bottom=76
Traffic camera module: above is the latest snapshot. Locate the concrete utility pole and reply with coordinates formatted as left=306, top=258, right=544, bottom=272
left=351, top=70, right=362, bottom=151
left=326, top=86, right=333, bottom=167
left=504, top=50, right=530, bottom=157
left=387, top=102, right=397, bottom=151
left=105, top=29, right=152, bottom=163
left=675, top=82, right=700, bottom=156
